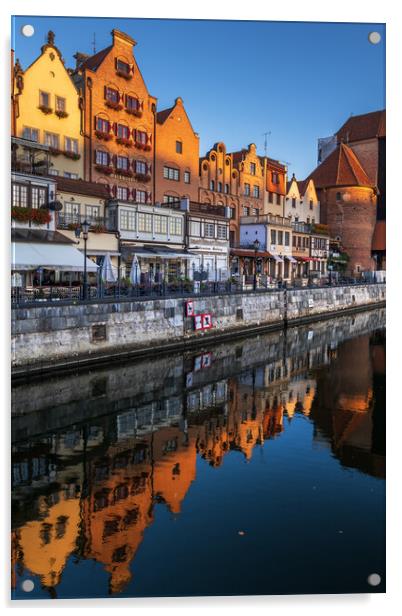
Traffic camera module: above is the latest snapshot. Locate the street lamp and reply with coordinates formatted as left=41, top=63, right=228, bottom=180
left=253, top=238, right=260, bottom=290
left=81, top=219, right=90, bottom=300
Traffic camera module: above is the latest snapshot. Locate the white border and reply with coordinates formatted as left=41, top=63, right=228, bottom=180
left=1, top=0, right=401, bottom=614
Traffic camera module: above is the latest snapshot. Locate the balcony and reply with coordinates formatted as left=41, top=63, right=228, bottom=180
left=12, top=137, right=51, bottom=177
left=240, top=213, right=292, bottom=227
left=56, top=212, right=115, bottom=233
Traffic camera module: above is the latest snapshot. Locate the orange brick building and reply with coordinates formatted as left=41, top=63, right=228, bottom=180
left=155, top=97, right=199, bottom=204
left=231, top=143, right=265, bottom=218
left=72, top=29, right=157, bottom=204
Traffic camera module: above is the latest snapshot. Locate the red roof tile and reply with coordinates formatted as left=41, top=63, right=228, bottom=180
left=307, top=143, right=372, bottom=188
left=372, top=220, right=386, bottom=251
left=79, top=46, right=112, bottom=71
left=336, top=110, right=386, bottom=143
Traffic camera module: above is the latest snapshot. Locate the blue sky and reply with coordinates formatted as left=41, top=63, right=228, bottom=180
left=12, top=17, right=385, bottom=179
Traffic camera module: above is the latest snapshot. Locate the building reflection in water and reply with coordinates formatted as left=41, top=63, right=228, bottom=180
left=11, top=309, right=385, bottom=598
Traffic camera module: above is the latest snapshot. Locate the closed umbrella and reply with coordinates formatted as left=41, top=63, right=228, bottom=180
left=130, top=255, right=140, bottom=285
left=101, top=253, right=117, bottom=283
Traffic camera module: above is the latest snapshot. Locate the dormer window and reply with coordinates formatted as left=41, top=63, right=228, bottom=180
left=116, top=59, right=132, bottom=79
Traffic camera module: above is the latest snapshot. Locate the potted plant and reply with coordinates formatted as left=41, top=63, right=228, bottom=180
left=11, top=206, right=51, bottom=225
left=38, top=105, right=53, bottom=114
left=94, top=130, right=113, bottom=141
left=94, top=164, right=114, bottom=175
left=115, top=137, right=133, bottom=147
left=105, top=100, right=123, bottom=111
left=64, top=151, right=81, bottom=160
left=55, top=110, right=69, bottom=118
left=125, top=107, right=142, bottom=117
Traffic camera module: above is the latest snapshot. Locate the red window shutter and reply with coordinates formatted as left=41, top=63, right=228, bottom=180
left=132, top=159, right=137, bottom=170
left=112, top=154, right=117, bottom=166
left=112, top=185, right=117, bottom=197
left=122, top=93, right=126, bottom=105
left=132, top=188, right=137, bottom=202
left=126, top=188, right=131, bottom=201
left=107, top=121, right=111, bottom=133
left=113, top=122, right=118, bottom=135
left=147, top=163, right=152, bottom=174
left=114, top=58, right=118, bottom=69
left=149, top=133, right=152, bottom=144
left=132, top=128, right=137, bottom=142
left=104, top=85, right=107, bottom=99
left=94, top=116, right=98, bottom=130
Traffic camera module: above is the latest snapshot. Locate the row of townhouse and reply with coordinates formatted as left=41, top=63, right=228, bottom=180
left=11, top=28, right=329, bottom=288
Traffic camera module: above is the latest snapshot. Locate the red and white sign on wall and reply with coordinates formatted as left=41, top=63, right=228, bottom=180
left=202, top=313, right=213, bottom=329
left=185, top=300, right=195, bottom=317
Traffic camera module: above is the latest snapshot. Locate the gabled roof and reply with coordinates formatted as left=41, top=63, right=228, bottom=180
left=79, top=45, right=112, bottom=71
left=336, top=110, right=386, bottom=143
left=156, top=106, right=174, bottom=124
left=296, top=179, right=309, bottom=196
left=55, top=177, right=110, bottom=199
left=307, top=143, right=372, bottom=189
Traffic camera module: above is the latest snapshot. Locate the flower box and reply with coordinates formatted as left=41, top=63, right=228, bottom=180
left=11, top=206, right=51, bottom=225
left=55, top=110, right=69, bottom=118
left=105, top=100, right=123, bottom=111
left=95, top=164, right=114, bottom=175
left=135, top=142, right=151, bottom=151
left=116, top=137, right=133, bottom=147
left=38, top=105, right=53, bottom=115
left=135, top=173, right=151, bottom=183
left=116, top=69, right=132, bottom=80
left=95, top=130, right=113, bottom=141
left=116, top=168, right=133, bottom=177
left=125, top=108, right=142, bottom=117
left=64, top=150, right=81, bottom=160
left=92, top=224, right=107, bottom=233
left=49, top=147, right=64, bottom=156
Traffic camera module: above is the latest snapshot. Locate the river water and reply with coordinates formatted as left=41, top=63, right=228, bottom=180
left=11, top=308, right=386, bottom=599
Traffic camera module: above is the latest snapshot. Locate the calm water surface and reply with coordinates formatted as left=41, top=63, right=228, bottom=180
left=11, top=308, right=386, bottom=599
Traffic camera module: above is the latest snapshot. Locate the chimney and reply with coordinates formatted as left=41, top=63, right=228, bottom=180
left=180, top=197, right=190, bottom=211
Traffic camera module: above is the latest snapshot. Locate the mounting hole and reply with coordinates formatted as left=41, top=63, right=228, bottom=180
left=21, top=24, right=35, bottom=37
left=368, top=32, right=381, bottom=45
left=22, top=579, right=35, bottom=592
left=367, top=573, right=381, bottom=587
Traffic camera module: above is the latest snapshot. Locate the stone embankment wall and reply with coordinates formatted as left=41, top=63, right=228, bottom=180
left=11, top=284, right=385, bottom=370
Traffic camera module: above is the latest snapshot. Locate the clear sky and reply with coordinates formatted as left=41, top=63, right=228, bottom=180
left=12, top=16, right=385, bottom=179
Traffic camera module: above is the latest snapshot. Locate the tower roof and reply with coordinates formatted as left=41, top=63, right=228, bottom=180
left=307, top=143, right=372, bottom=189
left=336, top=110, right=385, bottom=143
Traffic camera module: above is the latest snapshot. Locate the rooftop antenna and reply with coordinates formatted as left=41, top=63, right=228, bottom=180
left=92, top=33, right=96, bottom=54
left=262, top=131, right=271, bottom=157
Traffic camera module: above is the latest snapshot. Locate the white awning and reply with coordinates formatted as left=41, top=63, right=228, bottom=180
left=270, top=254, right=284, bottom=263
left=11, top=242, right=99, bottom=272
left=285, top=255, right=297, bottom=263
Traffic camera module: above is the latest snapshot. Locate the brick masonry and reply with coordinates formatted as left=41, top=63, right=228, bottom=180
left=11, top=284, right=385, bottom=370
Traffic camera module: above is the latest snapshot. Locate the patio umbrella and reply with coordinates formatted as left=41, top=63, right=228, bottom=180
left=130, top=255, right=140, bottom=285
left=100, top=253, right=117, bottom=283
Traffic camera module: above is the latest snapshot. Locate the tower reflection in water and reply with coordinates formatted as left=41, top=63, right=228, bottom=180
left=11, top=309, right=385, bottom=598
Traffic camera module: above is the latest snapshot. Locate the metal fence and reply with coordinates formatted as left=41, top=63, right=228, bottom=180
left=11, top=278, right=384, bottom=308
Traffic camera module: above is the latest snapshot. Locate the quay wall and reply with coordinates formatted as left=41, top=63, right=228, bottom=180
left=11, top=284, right=386, bottom=372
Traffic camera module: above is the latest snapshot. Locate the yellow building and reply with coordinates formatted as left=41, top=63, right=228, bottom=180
left=13, top=31, right=84, bottom=179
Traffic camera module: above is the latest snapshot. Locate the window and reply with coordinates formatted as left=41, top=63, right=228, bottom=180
left=136, top=160, right=147, bottom=175
left=243, top=206, right=250, bottom=216
left=116, top=59, right=130, bottom=75
left=22, top=127, right=39, bottom=142
left=44, top=132, right=59, bottom=149
left=12, top=183, right=28, bottom=208
left=154, top=215, right=167, bottom=234
left=64, top=172, right=78, bottom=179
left=86, top=205, right=100, bottom=221
left=136, top=190, right=147, bottom=204
left=244, top=183, right=250, bottom=196
left=96, top=118, right=109, bottom=134
left=96, top=150, right=109, bottom=166
left=117, top=124, right=130, bottom=139
left=306, top=237, right=309, bottom=247
left=184, top=171, right=191, bottom=184
left=56, top=96, right=66, bottom=112
left=176, top=141, right=183, bottom=154
left=309, top=200, right=313, bottom=210
left=117, top=156, right=129, bottom=171
left=120, top=210, right=136, bottom=231
left=292, top=235, right=296, bottom=247
left=276, top=194, right=282, bottom=205
left=271, top=229, right=276, bottom=245
left=224, top=184, right=229, bottom=194
left=190, top=221, right=200, bottom=236
left=217, top=225, right=227, bottom=239
left=230, top=207, right=236, bottom=219
left=163, top=166, right=179, bottom=181
left=126, top=96, right=139, bottom=111
left=295, top=216, right=299, bottom=222
left=268, top=192, right=273, bottom=203
left=170, top=218, right=183, bottom=236
left=31, top=186, right=47, bottom=209
left=250, top=162, right=256, bottom=175
left=117, top=187, right=128, bottom=201
left=218, top=182, right=223, bottom=192
left=252, top=208, right=259, bottom=216
left=307, top=217, right=310, bottom=224
left=163, top=195, right=179, bottom=204
left=278, top=231, right=283, bottom=245
left=291, top=198, right=296, bottom=208
left=204, top=223, right=215, bottom=238
left=272, top=172, right=279, bottom=184
left=105, top=87, right=119, bottom=103
left=138, top=212, right=152, bottom=232
left=136, top=130, right=147, bottom=145
left=253, top=185, right=260, bottom=198
left=39, top=91, right=50, bottom=108
left=285, top=232, right=290, bottom=246
left=48, top=169, right=59, bottom=176
left=312, top=218, right=315, bottom=224
left=336, top=192, right=342, bottom=201
left=210, top=180, right=215, bottom=191
left=65, top=137, right=78, bottom=153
